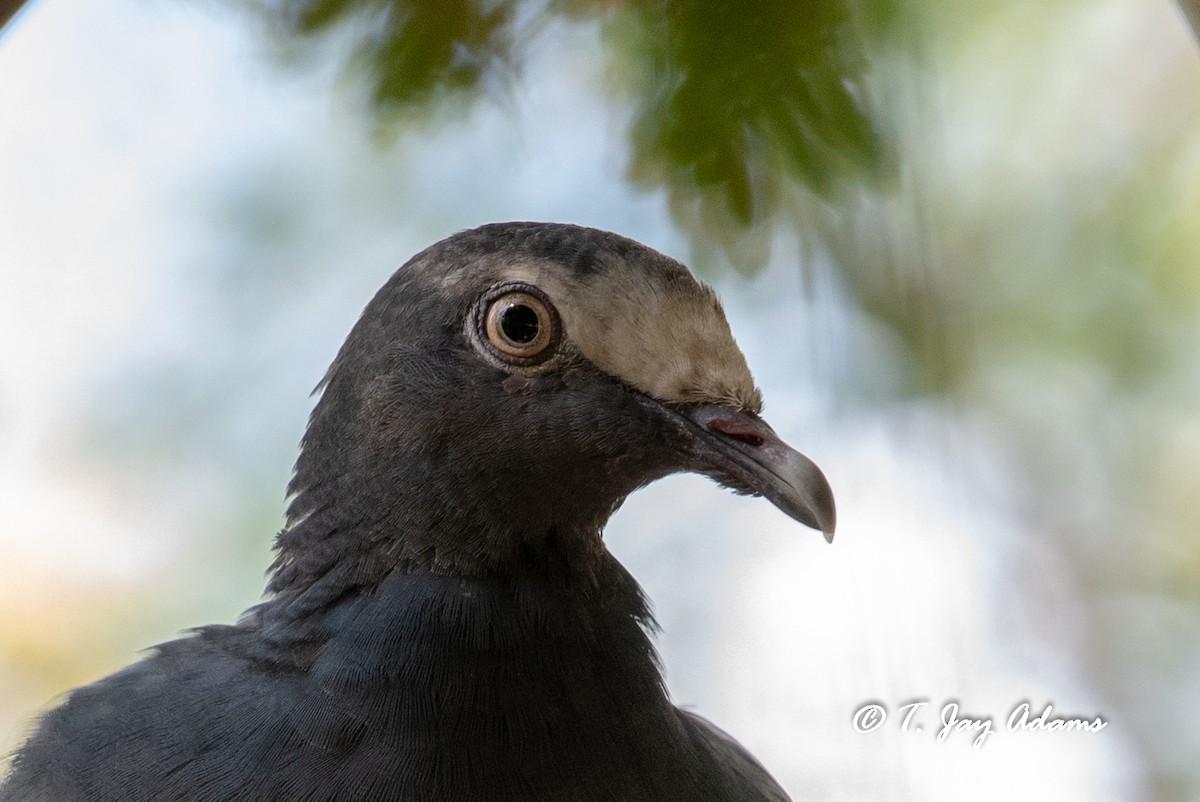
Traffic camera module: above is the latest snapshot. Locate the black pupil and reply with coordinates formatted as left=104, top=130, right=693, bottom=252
left=500, top=303, right=540, bottom=345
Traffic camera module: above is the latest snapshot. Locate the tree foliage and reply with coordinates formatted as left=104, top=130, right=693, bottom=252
left=249, top=0, right=896, bottom=266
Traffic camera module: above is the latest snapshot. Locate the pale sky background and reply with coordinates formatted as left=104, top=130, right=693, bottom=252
left=3, top=0, right=1192, bottom=798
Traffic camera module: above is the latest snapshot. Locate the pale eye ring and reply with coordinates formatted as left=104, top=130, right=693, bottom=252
left=481, top=287, right=558, bottom=362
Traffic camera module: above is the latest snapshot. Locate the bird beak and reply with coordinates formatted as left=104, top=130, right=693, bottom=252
left=678, top=404, right=837, bottom=542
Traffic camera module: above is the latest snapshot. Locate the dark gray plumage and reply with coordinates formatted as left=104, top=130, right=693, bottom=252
left=0, top=222, right=835, bottom=801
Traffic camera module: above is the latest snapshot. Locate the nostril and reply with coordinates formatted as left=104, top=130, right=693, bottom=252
left=707, top=418, right=766, bottom=448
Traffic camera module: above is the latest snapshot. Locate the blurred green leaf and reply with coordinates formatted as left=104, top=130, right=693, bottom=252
left=265, top=0, right=523, bottom=109
left=244, top=0, right=895, bottom=268
left=615, top=0, right=885, bottom=224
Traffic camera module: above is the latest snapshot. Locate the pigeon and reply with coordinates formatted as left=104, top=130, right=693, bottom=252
left=0, top=222, right=835, bottom=801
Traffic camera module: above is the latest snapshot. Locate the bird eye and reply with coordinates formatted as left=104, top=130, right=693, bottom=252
left=482, top=289, right=557, bottom=361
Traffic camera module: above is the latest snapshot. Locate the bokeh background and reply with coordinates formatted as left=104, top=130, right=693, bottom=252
left=1, top=0, right=1198, bottom=799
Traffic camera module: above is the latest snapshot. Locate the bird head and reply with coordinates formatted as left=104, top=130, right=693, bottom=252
left=277, top=223, right=834, bottom=585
